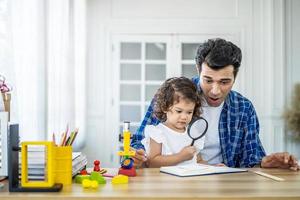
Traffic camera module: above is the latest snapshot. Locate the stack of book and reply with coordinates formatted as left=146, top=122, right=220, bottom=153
left=18, top=146, right=87, bottom=180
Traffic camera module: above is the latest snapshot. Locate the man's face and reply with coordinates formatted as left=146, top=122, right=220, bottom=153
left=199, top=62, right=235, bottom=107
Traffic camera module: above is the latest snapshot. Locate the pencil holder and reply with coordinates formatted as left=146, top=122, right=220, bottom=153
left=54, top=146, right=72, bottom=185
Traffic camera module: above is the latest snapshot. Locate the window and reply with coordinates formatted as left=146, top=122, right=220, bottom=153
left=113, top=35, right=208, bottom=137
left=118, top=41, right=168, bottom=134
left=181, top=43, right=200, bottom=78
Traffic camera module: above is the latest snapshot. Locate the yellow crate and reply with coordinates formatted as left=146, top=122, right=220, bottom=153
left=21, top=141, right=55, bottom=188
left=21, top=142, right=72, bottom=188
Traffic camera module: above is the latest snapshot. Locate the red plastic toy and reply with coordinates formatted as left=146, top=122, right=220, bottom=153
left=93, top=160, right=100, bottom=172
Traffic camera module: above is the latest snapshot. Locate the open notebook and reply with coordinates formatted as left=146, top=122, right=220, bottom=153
left=160, top=163, right=247, bottom=177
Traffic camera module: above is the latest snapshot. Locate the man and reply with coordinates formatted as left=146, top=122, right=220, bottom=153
left=131, top=38, right=299, bottom=170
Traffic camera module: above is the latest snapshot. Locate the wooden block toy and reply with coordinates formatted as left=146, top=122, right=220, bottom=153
left=90, top=180, right=99, bottom=189
left=112, top=175, right=129, bottom=184
left=75, top=175, right=90, bottom=184
left=82, top=179, right=99, bottom=189
left=121, top=157, right=134, bottom=169
left=90, top=171, right=106, bottom=184
left=118, top=122, right=137, bottom=177
left=99, top=169, right=107, bottom=174
left=80, top=169, right=88, bottom=175
left=118, top=130, right=135, bottom=157
left=118, top=157, right=136, bottom=176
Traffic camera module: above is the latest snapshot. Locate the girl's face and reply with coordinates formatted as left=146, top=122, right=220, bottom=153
left=164, top=98, right=195, bottom=133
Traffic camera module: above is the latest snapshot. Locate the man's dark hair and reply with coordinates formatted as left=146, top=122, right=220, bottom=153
left=195, top=38, right=242, bottom=78
left=153, top=77, right=202, bottom=122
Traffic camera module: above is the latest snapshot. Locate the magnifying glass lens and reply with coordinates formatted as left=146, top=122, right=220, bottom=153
left=189, top=119, right=207, bottom=139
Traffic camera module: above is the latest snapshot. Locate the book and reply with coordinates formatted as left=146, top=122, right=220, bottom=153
left=160, top=163, right=247, bottom=177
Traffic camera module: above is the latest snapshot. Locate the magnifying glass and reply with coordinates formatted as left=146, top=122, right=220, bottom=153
left=187, top=117, right=208, bottom=146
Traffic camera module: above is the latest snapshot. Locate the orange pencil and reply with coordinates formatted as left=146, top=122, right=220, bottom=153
left=59, top=132, right=67, bottom=146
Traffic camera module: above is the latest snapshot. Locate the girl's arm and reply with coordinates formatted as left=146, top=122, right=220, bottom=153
left=147, top=138, right=196, bottom=168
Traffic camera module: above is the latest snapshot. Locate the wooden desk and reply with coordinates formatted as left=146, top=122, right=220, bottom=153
left=0, top=168, right=299, bottom=200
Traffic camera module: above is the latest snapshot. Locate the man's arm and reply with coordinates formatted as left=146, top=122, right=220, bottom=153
left=131, top=100, right=160, bottom=149
left=131, top=100, right=160, bottom=167
left=240, top=103, right=299, bottom=170
left=239, top=104, right=266, bottom=167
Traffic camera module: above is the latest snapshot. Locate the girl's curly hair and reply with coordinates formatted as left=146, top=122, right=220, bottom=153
left=153, top=77, right=203, bottom=122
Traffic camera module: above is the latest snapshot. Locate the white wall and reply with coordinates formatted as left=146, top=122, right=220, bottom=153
left=84, top=0, right=290, bottom=167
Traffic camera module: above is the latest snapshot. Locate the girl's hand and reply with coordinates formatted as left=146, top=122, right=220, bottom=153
left=197, top=154, right=208, bottom=164
left=214, top=163, right=226, bottom=167
left=178, top=146, right=197, bottom=161
left=132, top=149, right=148, bottom=168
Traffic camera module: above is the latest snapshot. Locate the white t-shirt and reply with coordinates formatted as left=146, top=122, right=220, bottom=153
left=141, top=123, right=205, bottom=166
left=199, top=101, right=224, bottom=164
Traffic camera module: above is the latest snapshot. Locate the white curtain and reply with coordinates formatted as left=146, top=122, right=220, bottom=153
left=46, top=0, right=86, bottom=149
left=0, top=0, right=15, bottom=114
left=7, top=0, right=86, bottom=149
left=9, top=0, right=46, bottom=140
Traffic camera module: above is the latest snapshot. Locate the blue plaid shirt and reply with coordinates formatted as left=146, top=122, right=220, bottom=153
left=131, top=76, right=266, bottom=168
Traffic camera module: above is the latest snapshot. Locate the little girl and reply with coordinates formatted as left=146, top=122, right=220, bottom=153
left=142, top=77, right=206, bottom=167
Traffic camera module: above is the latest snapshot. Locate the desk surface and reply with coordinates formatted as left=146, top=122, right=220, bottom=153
left=0, top=168, right=300, bottom=200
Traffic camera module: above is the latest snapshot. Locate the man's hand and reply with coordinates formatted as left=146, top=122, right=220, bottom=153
left=261, top=152, right=300, bottom=171
left=132, top=149, right=148, bottom=168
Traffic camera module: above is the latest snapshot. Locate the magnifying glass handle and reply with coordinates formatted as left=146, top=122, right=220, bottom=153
left=190, top=140, right=195, bottom=146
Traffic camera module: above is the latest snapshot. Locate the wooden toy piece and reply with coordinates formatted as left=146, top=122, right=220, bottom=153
left=99, top=169, right=107, bottom=174
left=82, top=179, right=99, bottom=189
left=80, top=169, right=88, bottom=175
left=118, top=167, right=136, bottom=177
left=118, top=157, right=136, bottom=176
left=74, top=175, right=90, bottom=184
left=81, top=179, right=99, bottom=189
left=121, top=157, right=134, bottom=169
left=93, top=160, right=100, bottom=172
left=117, top=130, right=135, bottom=157
left=90, top=171, right=106, bottom=184
left=111, top=175, right=129, bottom=184
left=82, top=179, right=91, bottom=188
left=117, top=121, right=137, bottom=177
left=90, top=180, right=99, bottom=189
